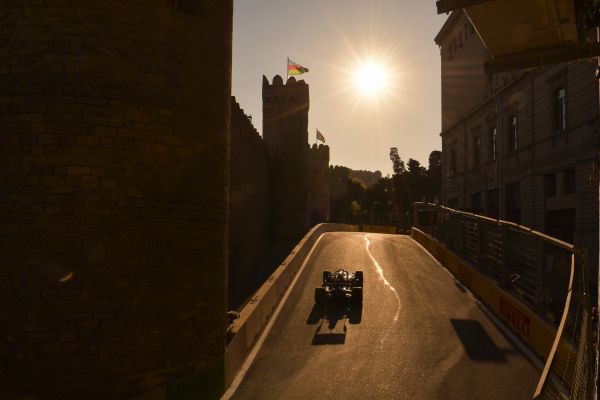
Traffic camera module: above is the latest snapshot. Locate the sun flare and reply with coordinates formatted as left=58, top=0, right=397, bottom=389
left=354, top=61, right=389, bottom=97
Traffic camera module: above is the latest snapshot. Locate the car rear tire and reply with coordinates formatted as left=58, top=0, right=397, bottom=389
left=323, top=271, right=332, bottom=285
left=351, top=287, right=363, bottom=304
left=315, top=287, right=327, bottom=304
left=355, top=270, right=364, bottom=286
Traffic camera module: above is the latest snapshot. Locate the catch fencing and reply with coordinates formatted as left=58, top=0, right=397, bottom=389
left=412, top=202, right=596, bottom=400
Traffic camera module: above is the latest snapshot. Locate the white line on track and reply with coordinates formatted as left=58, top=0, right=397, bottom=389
left=220, top=234, right=326, bottom=400
left=364, top=234, right=401, bottom=323
left=410, top=238, right=545, bottom=371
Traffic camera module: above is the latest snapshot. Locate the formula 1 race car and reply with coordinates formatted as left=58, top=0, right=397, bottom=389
left=314, top=269, right=363, bottom=305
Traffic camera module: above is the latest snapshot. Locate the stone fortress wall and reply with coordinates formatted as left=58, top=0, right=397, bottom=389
left=262, top=75, right=311, bottom=240
left=0, top=1, right=232, bottom=399
left=229, top=97, right=270, bottom=305
left=0, top=2, right=330, bottom=397
left=228, top=76, right=331, bottom=307
left=308, top=143, right=331, bottom=225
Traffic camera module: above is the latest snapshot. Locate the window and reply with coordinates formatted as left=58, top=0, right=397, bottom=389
left=508, top=115, right=517, bottom=151
left=470, top=192, right=482, bottom=213
left=545, top=173, right=556, bottom=197
left=486, top=188, right=499, bottom=219
left=546, top=209, right=575, bottom=244
left=450, top=148, right=457, bottom=173
left=489, top=127, right=497, bottom=160
left=555, top=87, right=566, bottom=131
left=472, top=135, right=480, bottom=166
left=563, top=168, right=575, bottom=194
left=505, top=182, right=521, bottom=224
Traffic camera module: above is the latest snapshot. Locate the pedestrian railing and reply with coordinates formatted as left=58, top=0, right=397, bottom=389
left=412, top=202, right=596, bottom=400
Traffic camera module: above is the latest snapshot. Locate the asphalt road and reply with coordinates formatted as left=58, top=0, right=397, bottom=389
left=230, top=232, right=539, bottom=400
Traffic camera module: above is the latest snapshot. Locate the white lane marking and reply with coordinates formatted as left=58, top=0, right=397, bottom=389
left=221, top=234, right=326, bottom=400
left=410, top=238, right=544, bottom=371
left=365, top=234, right=401, bottom=323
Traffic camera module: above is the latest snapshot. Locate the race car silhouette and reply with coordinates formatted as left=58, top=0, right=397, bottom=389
left=314, top=269, right=363, bottom=305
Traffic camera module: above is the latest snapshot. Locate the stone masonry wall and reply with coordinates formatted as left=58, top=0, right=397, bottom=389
left=262, top=76, right=310, bottom=241
left=0, top=1, right=232, bottom=398
left=308, top=143, right=330, bottom=225
left=229, top=97, right=269, bottom=308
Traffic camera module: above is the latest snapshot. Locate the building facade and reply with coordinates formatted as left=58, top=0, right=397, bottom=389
left=436, top=11, right=598, bottom=268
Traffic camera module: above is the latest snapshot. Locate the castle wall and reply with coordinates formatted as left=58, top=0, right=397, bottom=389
left=229, top=97, right=269, bottom=307
left=262, top=76, right=311, bottom=240
left=329, top=165, right=350, bottom=222
left=308, top=144, right=330, bottom=224
left=348, top=169, right=383, bottom=187
left=0, top=1, right=232, bottom=398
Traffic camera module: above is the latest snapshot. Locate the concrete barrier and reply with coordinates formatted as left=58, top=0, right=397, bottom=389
left=224, top=223, right=358, bottom=388
left=362, top=224, right=398, bottom=234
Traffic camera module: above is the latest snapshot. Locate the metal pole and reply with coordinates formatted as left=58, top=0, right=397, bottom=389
left=493, top=75, right=504, bottom=220
left=594, top=27, right=600, bottom=399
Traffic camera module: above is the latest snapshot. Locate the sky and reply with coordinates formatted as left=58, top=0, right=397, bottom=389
left=232, top=1, right=447, bottom=176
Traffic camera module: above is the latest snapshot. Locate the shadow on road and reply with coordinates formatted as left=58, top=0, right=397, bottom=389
left=450, top=319, right=507, bottom=362
left=307, top=301, right=363, bottom=345
left=306, top=302, right=362, bottom=325
left=311, top=327, right=346, bottom=345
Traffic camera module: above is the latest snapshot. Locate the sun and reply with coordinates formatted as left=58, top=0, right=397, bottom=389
left=353, top=61, right=389, bottom=97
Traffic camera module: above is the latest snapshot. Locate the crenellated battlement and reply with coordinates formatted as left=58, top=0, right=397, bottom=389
left=330, top=164, right=350, bottom=173
left=262, top=74, right=310, bottom=152
left=261, top=75, right=309, bottom=105
left=231, top=96, right=267, bottom=154
left=310, top=143, right=330, bottom=158
left=262, top=75, right=310, bottom=109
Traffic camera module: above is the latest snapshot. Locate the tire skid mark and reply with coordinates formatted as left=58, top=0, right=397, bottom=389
left=364, top=234, right=401, bottom=323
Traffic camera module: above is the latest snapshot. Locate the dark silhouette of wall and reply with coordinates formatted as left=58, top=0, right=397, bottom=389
left=262, top=76, right=310, bottom=241
left=349, top=169, right=383, bottom=188
left=228, top=80, right=331, bottom=309
left=0, top=1, right=232, bottom=399
left=308, top=144, right=330, bottom=224
left=229, top=97, right=269, bottom=307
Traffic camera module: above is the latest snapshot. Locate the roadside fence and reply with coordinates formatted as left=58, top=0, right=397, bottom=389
left=412, top=202, right=596, bottom=400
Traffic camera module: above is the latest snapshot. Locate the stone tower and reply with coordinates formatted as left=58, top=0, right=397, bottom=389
left=262, top=75, right=310, bottom=240
left=308, top=143, right=331, bottom=225
left=0, top=1, right=232, bottom=399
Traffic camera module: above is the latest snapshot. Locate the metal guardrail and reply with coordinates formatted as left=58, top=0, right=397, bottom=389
left=412, top=202, right=596, bottom=400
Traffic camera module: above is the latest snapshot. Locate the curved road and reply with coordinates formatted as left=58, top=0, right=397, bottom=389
left=230, top=232, right=539, bottom=400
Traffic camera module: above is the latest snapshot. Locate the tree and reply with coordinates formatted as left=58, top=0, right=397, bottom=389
left=348, top=178, right=366, bottom=203
left=427, top=150, right=442, bottom=200
left=363, top=177, right=394, bottom=216
left=389, top=147, right=405, bottom=175
left=405, top=158, right=426, bottom=204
